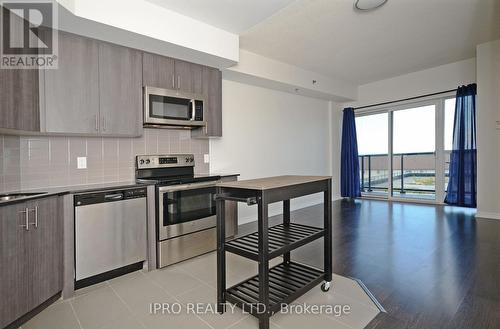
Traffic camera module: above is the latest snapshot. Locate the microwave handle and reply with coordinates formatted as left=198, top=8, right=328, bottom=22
left=189, top=99, right=196, bottom=121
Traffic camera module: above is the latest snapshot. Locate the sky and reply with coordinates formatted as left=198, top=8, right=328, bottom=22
left=355, top=98, right=456, bottom=156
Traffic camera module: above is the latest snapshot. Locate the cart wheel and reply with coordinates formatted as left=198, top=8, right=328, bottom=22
left=321, top=282, right=331, bottom=292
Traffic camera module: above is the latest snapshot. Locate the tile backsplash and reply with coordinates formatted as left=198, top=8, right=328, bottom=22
left=0, top=129, right=209, bottom=192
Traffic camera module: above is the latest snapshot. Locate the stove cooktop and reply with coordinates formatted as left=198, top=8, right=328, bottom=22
left=135, top=154, right=221, bottom=186
left=136, top=174, right=221, bottom=186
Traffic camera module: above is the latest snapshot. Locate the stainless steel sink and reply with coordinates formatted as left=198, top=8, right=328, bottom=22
left=0, top=192, right=47, bottom=202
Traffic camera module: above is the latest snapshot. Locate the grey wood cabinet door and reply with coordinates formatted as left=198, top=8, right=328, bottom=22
left=174, top=59, right=195, bottom=93
left=0, top=202, right=32, bottom=328
left=26, top=196, right=63, bottom=309
left=42, top=32, right=100, bottom=134
left=206, top=68, right=222, bottom=137
left=142, top=52, right=175, bottom=89
left=193, top=66, right=222, bottom=138
left=0, top=8, right=40, bottom=132
left=0, top=68, right=40, bottom=132
left=191, top=63, right=203, bottom=95
left=0, top=197, right=62, bottom=328
left=99, top=42, right=143, bottom=136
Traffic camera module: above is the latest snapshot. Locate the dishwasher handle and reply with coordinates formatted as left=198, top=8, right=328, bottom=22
left=104, top=193, right=124, bottom=201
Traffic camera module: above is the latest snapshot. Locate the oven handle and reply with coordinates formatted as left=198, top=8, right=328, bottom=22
left=158, top=180, right=220, bottom=193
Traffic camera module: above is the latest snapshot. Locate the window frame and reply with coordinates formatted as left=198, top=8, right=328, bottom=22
left=354, top=92, right=455, bottom=204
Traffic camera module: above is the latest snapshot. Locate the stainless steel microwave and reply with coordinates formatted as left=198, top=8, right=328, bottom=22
left=143, top=86, right=206, bottom=128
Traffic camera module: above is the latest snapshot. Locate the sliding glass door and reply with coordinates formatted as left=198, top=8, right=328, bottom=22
left=444, top=98, right=456, bottom=192
left=355, top=95, right=455, bottom=203
left=356, top=113, right=389, bottom=197
left=392, top=104, right=436, bottom=200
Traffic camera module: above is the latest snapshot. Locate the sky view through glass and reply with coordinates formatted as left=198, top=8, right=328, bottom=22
left=355, top=99, right=456, bottom=155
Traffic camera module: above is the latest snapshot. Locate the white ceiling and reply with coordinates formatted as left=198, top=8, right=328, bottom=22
left=146, top=0, right=296, bottom=33
left=240, top=0, right=500, bottom=84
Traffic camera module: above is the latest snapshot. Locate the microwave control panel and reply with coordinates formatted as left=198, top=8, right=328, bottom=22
left=194, top=100, right=204, bottom=121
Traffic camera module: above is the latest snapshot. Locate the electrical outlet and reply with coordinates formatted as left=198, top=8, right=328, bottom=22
left=204, top=154, right=210, bottom=164
left=77, top=157, right=87, bottom=169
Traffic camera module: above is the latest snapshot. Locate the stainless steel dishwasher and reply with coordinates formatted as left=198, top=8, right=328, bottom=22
left=74, top=187, right=147, bottom=288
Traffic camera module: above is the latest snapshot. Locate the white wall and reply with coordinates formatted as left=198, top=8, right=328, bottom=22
left=210, top=80, right=332, bottom=224
left=330, top=102, right=343, bottom=200
left=476, top=39, right=500, bottom=219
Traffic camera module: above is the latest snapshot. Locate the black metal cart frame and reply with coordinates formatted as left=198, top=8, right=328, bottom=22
left=215, top=177, right=332, bottom=329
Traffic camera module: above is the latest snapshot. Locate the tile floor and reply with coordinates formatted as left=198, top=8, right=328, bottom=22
left=21, top=252, right=380, bottom=329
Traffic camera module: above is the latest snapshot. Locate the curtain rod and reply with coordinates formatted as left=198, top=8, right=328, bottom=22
left=353, top=88, right=457, bottom=111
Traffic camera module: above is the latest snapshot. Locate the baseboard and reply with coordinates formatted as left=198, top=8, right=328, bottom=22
left=4, top=292, right=61, bottom=329
left=475, top=211, right=500, bottom=220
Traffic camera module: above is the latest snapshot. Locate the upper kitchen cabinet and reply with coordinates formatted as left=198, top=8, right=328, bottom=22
left=0, top=8, right=40, bottom=132
left=42, top=32, right=100, bottom=134
left=0, top=67, right=40, bottom=132
left=142, top=53, right=203, bottom=94
left=98, top=42, right=143, bottom=136
left=174, top=59, right=203, bottom=94
left=192, top=66, right=222, bottom=138
left=142, top=52, right=175, bottom=89
left=191, top=63, right=204, bottom=95
left=41, top=33, right=142, bottom=137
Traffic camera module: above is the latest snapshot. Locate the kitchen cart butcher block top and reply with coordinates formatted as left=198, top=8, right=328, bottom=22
left=216, top=175, right=331, bottom=191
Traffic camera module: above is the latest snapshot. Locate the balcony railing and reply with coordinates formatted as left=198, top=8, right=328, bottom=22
left=359, top=152, right=440, bottom=196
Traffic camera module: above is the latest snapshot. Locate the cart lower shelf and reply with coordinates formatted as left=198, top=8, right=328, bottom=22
left=225, top=223, right=324, bottom=261
left=225, top=261, right=324, bottom=316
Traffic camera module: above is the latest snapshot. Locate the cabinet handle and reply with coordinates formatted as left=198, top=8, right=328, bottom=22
left=205, top=122, right=208, bottom=135
left=177, top=75, right=180, bottom=90
left=94, top=115, right=99, bottom=131
left=19, top=208, right=29, bottom=231
left=29, top=206, right=38, bottom=228
left=102, top=116, right=106, bottom=131
left=172, top=74, right=175, bottom=89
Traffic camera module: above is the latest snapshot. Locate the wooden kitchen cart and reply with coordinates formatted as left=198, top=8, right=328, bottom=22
left=215, top=175, right=332, bottom=329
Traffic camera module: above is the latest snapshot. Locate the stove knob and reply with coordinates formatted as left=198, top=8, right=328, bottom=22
left=190, top=158, right=194, bottom=163
left=139, top=159, right=145, bottom=165
left=145, top=159, right=150, bottom=164
left=185, top=157, right=190, bottom=163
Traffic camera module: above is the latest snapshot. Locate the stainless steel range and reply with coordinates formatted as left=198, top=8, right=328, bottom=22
left=136, top=154, right=221, bottom=268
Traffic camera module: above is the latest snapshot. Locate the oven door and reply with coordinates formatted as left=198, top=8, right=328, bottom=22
left=144, top=87, right=205, bottom=127
left=158, top=181, right=218, bottom=240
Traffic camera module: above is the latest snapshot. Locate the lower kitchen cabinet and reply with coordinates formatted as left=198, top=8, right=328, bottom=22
left=0, top=196, right=63, bottom=329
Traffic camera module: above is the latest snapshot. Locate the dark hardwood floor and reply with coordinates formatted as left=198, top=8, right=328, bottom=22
left=240, top=198, right=500, bottom=329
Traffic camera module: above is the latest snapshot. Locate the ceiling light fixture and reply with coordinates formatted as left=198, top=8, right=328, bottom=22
left=354, top=0, right=388, bottom=11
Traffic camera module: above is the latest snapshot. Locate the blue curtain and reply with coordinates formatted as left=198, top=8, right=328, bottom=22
left=444, top=84, right=477, bottom=207
left=341, top=108, right=361, bottom=198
